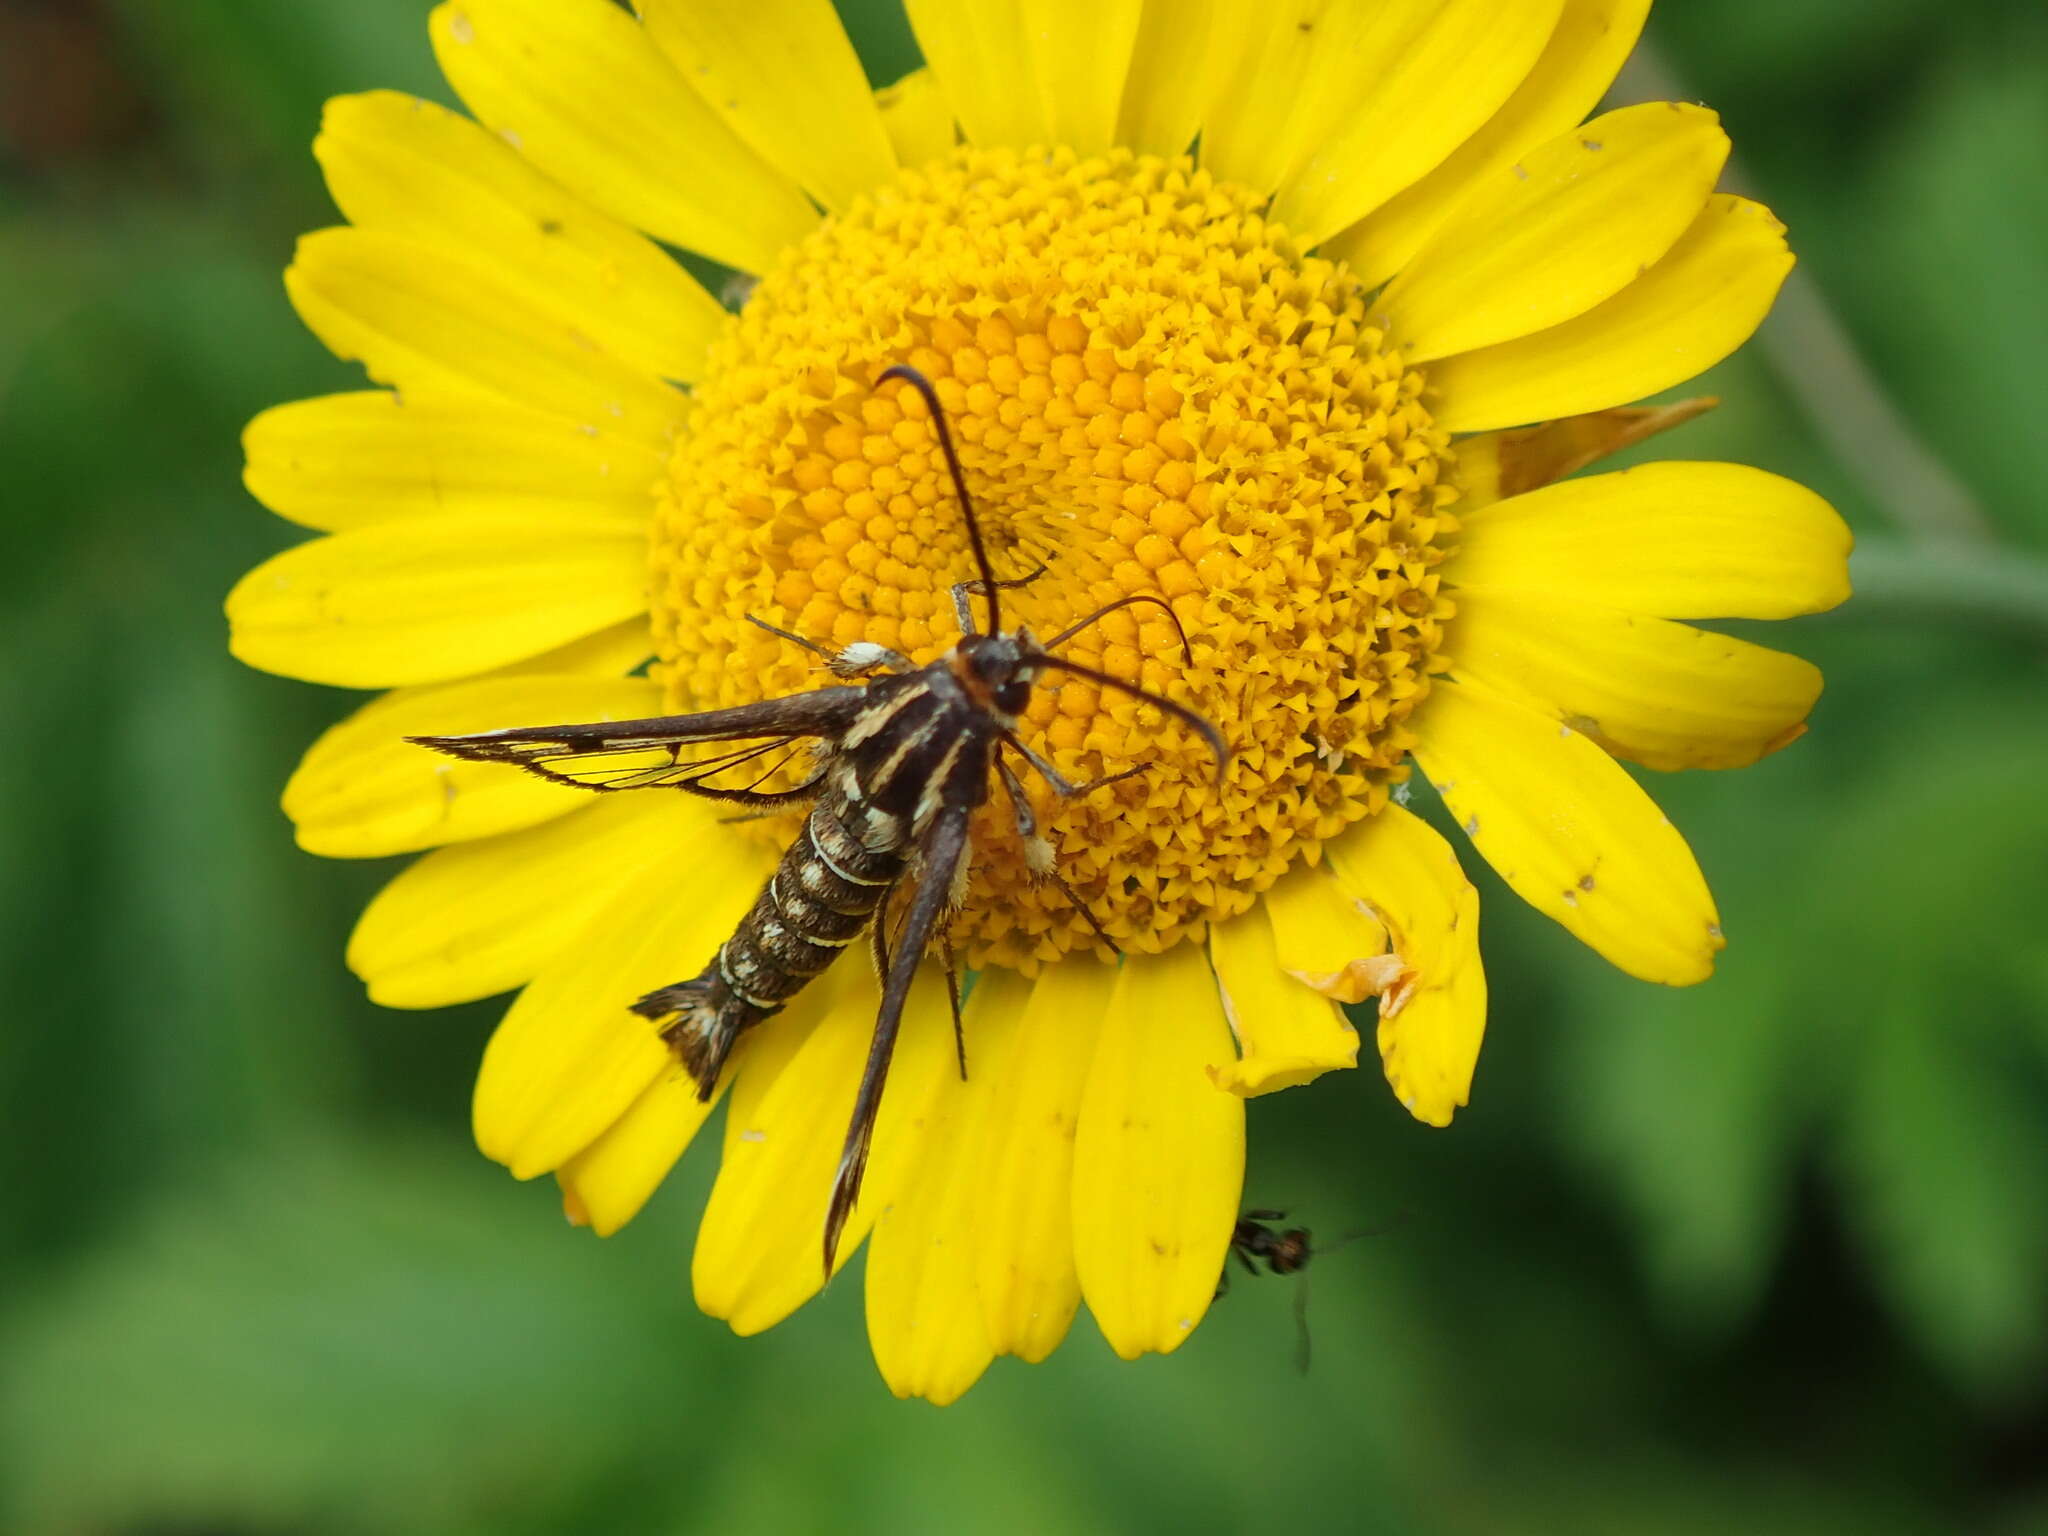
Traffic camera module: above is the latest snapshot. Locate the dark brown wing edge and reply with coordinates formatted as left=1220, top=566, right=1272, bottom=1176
left=820, top=802, right=971, bottom=1279
left=408, top=685, right=872, bottom=803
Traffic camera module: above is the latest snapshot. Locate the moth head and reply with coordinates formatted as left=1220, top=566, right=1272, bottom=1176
left=953, top=632, right=1040, bottom=721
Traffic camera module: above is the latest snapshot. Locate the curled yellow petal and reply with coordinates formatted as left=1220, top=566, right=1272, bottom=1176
left=1207, top=869, right=1369, bottom=1097
left=1071, top=946, right=1244, bottom=1359
left=1324, top=803, right=1487, bottom=1127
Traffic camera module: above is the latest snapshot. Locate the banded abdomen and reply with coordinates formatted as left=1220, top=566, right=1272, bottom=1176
left=633, top=667, right=997, bottom=1096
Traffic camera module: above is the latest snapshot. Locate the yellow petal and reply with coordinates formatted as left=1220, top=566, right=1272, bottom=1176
left=474, top=826, right=772, bottom=1178
left=281, top=673, right=661, bottom=858
left=1323, top=0, right=1650, bottom=286
left=1377, top=102, right=1728, bottom=363
left=1022, top=0, right=1143, bottom=156
left=554, top=1066, right=722, bottom=1238
left=428, top=0, right=815, bottom=274
left=1454, top=398, right=1719, bottom=512
left=1071, top=946, right=1244, bottom=1360
left=1117, top=0, right=1231, bottom=158
left=484, top=617, right=654, bottom=680
left=1324, top=805, right=1487, bottom=1126
left=1201, top=4, right=1410, bottom=196
left=243, top=392, right=665, bottom=533
left=865, top=972, right=1028, bottom=1404
left=227, top=511, right=646, bottom=689
left=348, top=794, right=712, bottom=1007
left=1431, top=196, right=1795, bottom=432
left=902, top=1, right=1043, bottom=149
left=1273, top=0, right=1563, bottom=249
left=874, top=68, right=957, bottom=168
left=636, top=0, right=896, bottom=212
left=1410, top=674, right=1724, bottom=986
left=694, top=965, right=956, bottom=1336
left=1446, top=591, right=1824, bottom=772
left=285, top=229, right=688, bottom=446
left=315, top=91, right=726, bottom=384
left=1450, top=461, right=1853, bottom=619
left=971, top=962, right=1107, bottom=1362
left=1207, top=877, right=1364, bottom=1097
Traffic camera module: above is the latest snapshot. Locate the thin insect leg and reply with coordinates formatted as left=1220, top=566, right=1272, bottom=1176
left=995, top=757, right=1121, bottom=954
left=940, top=935, right=967, bottom=1082
left=1000, top=732, right=1146, bottom=800
left=1293, top=1271, right=1315, bottom=1377
left=745, top=614, right=913, bottom=676
left=949, top=561, right=1050, bottom=636
left=869, top=903, right=891, bottom=983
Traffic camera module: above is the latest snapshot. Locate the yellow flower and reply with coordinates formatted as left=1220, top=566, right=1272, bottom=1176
left=227, top=0, right=1851, bottom=1403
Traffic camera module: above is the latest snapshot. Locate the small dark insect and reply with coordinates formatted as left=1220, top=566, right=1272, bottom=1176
left=413, top=364, right=1228, bottom=1278
left=1218, top=1208, right=1374, bottom=1375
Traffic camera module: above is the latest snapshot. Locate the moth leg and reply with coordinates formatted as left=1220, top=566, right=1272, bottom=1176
left=823, top=805, right=971, bottom=1279
left=949, top=561, right=1050, bottom=635
left=940, top=934, right=967, bottom=1082
left=996, top=756, right=1120, bottom=955
left=1000, top=732, right=1146, bottom=800
left=745, top=614, right=913, bottom=677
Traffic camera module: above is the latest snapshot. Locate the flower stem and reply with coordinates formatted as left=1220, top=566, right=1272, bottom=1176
left=1839, top=542, right=2048, bottom=641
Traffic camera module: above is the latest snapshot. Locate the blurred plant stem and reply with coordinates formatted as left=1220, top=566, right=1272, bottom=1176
left=1841, top=541, right=2048, bottom=639
left=1615, top=41, right=1998, bottom=547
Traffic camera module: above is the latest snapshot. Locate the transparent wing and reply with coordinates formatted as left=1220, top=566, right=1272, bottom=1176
left=410, top=688, right=869, bottom=806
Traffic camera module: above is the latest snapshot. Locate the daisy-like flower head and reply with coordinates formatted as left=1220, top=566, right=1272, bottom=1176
left=228, top=0, right=1851, bottom=1402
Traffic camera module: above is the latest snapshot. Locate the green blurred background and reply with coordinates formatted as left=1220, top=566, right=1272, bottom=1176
left=3, top=2, right=2045, bottom=1531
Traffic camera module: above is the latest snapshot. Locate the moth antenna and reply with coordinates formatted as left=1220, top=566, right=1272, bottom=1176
left=879, top=364, right=1003, bottom=636
left=1033, top=657, right=1230, bottom=782
left=1041, top=593, right=1195, bottom=663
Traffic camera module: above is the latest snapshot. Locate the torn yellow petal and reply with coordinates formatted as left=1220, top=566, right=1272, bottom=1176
left=285, top=229, right=688, bottom=445
left=428, top=0, right=815, bottom=274
left=1072, top=946, right=1244, bottom=1360
left=1431, top=196, right=1794, bottom=432
left=1208, top=879, right=1364, bottom=1097
left=1411, top=674, right=1724, bottom=985
left=242, top=391, right=665, bottom=533
left=1274, top=0, right=1563, bottom=249
left=694, top=966, right=955, bottom=1336
left=1454, top=398, right=1719, bottom=512
left=314, top=91, right=726, bottom=384
left=637, top=0, right=896, bottom=212
left=474, top=826, right=772, bottom=1178
left=554, top=1066, right=722, bottom=1238
left=1377, top=102, right=1728, bottom=363
left=1451, top=461, right=1853, bottom=619
left=874, top=68, right=956, bottom=168
left=1324, top=0, right=1650, bottom=287
left=903, top=0, right=1043, bottom=149
left=226, top=510, right=646, bottom=689
left=971, top=961, right=1106, bottom=1362
left=1447, top=591, right=1824, bottom=772
left=1324, top=803, right=1487, bottom=1127
left=349, top=794, right=710, bottom=1007
left=866, top=971, right=1028, bottom=1404
left=281, top=673, right=661, bottom=858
